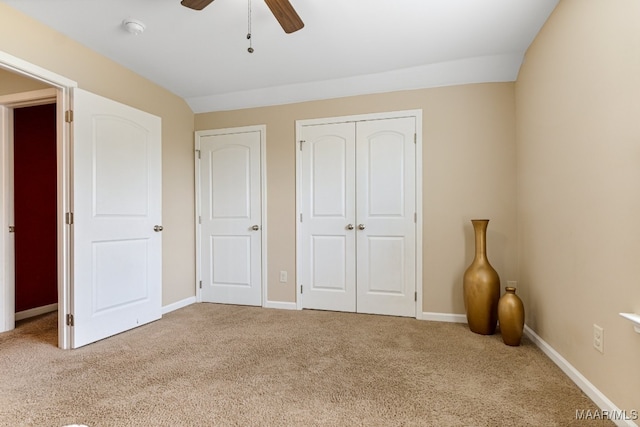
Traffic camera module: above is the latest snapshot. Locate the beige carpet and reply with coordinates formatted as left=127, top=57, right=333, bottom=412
left=0, top=303, right=611, bottom=426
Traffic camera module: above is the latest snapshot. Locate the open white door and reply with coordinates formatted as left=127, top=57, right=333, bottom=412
left=70, top=89, right=162, bottom=348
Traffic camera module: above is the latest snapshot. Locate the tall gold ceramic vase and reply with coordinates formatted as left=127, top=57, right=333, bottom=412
left=498, top=287, right=525, bottom=346
left=463, top=219, right=500, bottom=335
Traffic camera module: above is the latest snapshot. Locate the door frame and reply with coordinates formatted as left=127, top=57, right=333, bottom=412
left=2, top=89, right=58, bottom=321
left=295, top=109, right=423, bottom=319
left=194, top=125, right=268, bottom=307
left=0, top=50, right=77, bottom=349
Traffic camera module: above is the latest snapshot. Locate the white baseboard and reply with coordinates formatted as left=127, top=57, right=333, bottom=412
left=264, top=300, right=298, bottom=310
left=163, top=298, right=297, bottom=313
left=422, top=312, right=467, bottom=323
left=162, top=296, right=196, bottom=315
left=524, top=325, right=637, bottom=427
left=15, top=303, right=58, bottom=321
left=15, top=298, right=197, bottom=321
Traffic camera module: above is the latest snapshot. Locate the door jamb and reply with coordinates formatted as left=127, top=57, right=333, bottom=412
left=295, top=109, right=423, bottom=318
left=194, top=125, right=268, bottom=307
left=0, top=50, right=77, bottom=349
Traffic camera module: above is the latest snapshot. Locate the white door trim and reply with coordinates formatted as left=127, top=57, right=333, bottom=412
left=194, top=125, right=268, bottom=307
left=0, top=104, right=14, bottom=334
left=295, top=109, right=423, bottom=319
left=0, top=88, right=57, bottom=107
left=0, top=50, right=77, bottom=348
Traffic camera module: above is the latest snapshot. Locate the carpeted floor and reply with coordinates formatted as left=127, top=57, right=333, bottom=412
left=0, top=303, right=612, bottom=426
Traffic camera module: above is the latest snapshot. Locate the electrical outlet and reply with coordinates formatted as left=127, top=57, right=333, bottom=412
left=279, top=271, right=287, bottom=283
left=593, top=324, right=604, bottom=353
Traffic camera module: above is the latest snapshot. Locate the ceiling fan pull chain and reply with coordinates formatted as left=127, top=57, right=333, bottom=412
left=247, top=0, right=254, bottom=53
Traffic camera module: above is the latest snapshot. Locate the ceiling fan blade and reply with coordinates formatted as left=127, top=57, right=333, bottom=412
left=180, top=0, right=215, bottom=11
left=264, top=0, right=304, bottom=34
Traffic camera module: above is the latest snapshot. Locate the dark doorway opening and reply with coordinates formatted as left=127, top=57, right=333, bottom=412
left=13, top=103, right=58, bottom=315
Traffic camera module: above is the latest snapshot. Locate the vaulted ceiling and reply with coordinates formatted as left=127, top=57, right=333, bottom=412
left=2, top=0, right=559, bottom=112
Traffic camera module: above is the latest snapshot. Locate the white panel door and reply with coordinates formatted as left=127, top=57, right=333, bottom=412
left=199, top=129, right=262, bottom=306
left=72, top=89, right=162, bottom=348
left=355, top=117, right=416, bottom=317
left=300, top=123, right=356, bottom=312
left=298, top=115, right=416, bottom=317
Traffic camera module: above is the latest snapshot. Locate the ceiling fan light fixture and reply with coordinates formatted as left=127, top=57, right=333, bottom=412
left=122, top=19, right=146, bottom=35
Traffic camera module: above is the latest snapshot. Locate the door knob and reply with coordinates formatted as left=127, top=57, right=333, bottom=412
left=346, top=224, right=354, bottom=230
left=153, top=225, right=163, bottom=232
left=358, top=224, right=366, bottom=230
left=251, top=225, right=260, bottom=231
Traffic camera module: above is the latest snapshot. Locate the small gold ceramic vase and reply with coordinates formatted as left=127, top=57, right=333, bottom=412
left=463, top=219, right=500, bottom=335
left=498, top=287, right=525, bottom=346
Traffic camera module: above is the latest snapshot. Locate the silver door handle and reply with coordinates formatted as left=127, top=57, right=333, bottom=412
left=251, top=225, right=260, bottom=231
left=358, top=224, right=366, bottom=230
left=154, top=225, right=163, bottom=232
left=346, top=224, right=354, bottom=230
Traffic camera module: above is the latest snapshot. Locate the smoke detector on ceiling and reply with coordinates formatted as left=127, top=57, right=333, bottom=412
left=122, top=19, right=146, bottom=35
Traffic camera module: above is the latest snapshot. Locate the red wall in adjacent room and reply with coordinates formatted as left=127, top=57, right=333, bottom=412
left=13, top=103, right=57, bottom=312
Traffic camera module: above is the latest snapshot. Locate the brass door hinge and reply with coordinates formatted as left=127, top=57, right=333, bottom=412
left=65, top=110, right=73, bottom=123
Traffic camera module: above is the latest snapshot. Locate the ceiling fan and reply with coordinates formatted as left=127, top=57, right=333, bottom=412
left=181, top=0, right=304, bottom=34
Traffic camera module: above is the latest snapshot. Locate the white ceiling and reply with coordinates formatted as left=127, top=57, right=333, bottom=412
left=2, top=0, right=559, bottom=113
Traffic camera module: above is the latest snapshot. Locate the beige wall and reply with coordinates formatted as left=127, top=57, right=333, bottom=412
left=0, top=4, right=196, bottom=306
left=195, top=83, right=518, bottom=312
left=516, top=0, right=640, bottom=412
left=0, top=68, right=49, bottom=95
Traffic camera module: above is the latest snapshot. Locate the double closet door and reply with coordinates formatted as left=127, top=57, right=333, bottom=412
left=299, top=116, right=417, bottom=317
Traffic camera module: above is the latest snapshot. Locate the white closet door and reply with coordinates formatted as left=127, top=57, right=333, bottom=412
left=355, top=117, right=416, bottom=317
left=199, top=129, right=262, bottom=306
left=300, top=123, right=356, bottom=312
left=298, top=115, right=417, bottom=317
